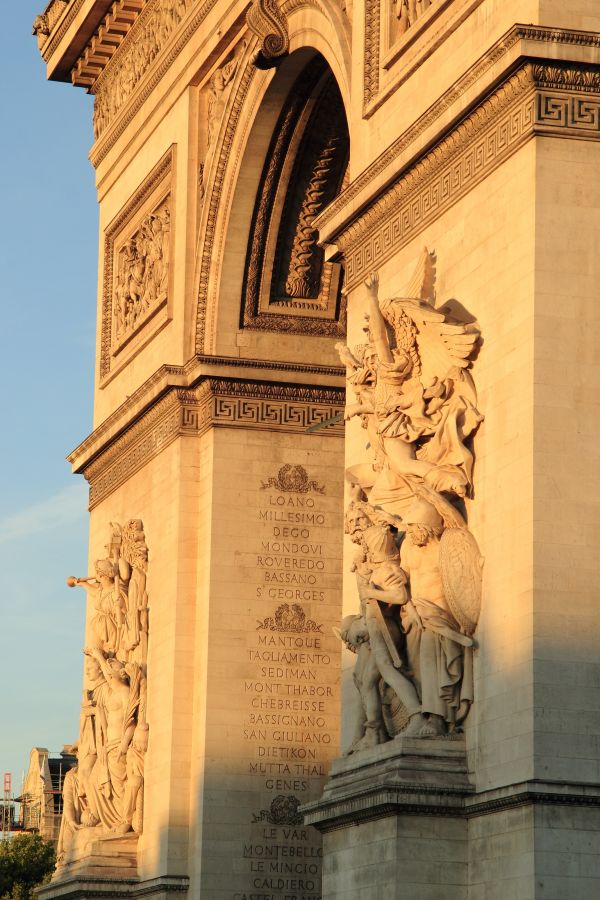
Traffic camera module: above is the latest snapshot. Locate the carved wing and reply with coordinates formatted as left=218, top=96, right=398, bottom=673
left=439, top=527, right=483, bottom=636
left=335, top=342, right=362, bottom=371
left=402, top=246, right=435, bottom=302
left=413, top=316, right=480, bottom=389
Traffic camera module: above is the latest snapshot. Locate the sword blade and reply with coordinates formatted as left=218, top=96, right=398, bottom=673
left=305, top=411, right=344, bottom=433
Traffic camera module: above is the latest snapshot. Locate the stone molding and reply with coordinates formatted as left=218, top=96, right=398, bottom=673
left=332, top=62, right=600, bottom=291
left=304, top=778, right=600, bottom=832
left=196, top=49, right=257, bottom=354
left=73, top=0, right=145, bottom=90
left=37, top=875, right=190, bottom=899
left=100, top=147, right=174, bottom=382
left=40, top=0, right=86, bottom=62
left=363, top=0, right=484, bottom=115
left=81, top=378, right=344, bottom=508
left=90, top=0, right=221, bottom=166
left=69, top=353, right=344, bottom=474
left=242, top=60, right=347, bottom=337
left=246, top=0, right=290, bottom=68
left=320, top=25, right=600, bottom=239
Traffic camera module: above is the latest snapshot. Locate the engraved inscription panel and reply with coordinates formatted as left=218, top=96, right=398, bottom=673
left=203, top=438, right=343, bottom=899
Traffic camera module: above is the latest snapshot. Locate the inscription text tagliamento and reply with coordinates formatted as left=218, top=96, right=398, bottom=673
left=237, top=465, right=338, bottom=900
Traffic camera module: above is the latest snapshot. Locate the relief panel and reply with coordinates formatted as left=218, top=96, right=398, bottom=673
left=101, top=148, right=175, bottom=382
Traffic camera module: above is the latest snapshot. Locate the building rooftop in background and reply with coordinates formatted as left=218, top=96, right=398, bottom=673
left=18, top=747, right=76, bottom=844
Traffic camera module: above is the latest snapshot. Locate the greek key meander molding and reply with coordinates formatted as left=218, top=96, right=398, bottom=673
left=101, top=148, right=174, bottom=380
left=324, top=25, right=600, bottom=233
left=338, top=63, right=600, bottom=290
left=83, top=379, right=345, bottom=508
left=69, top=354, right=344, bottom=471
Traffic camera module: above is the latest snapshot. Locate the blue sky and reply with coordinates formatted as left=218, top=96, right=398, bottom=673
left=1, top=5, right=98, bottom=790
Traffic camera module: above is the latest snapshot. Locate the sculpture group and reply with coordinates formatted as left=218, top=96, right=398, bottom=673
left=114, top=204, right=170, bottom=343
left=335, top=250, right=483, bottom=750
left=57, top=521, right=149, bottom=867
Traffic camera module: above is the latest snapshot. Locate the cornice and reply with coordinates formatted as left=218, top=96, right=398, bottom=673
left=304, top=778, right=600, bottom=833
left=68, top=353, right=345, bottom=473
left=90, top=0, right=222, bottom=167
left=40, top=0, right=85, bottom=63
left=325, top=59, right=600, bottom=291
left=318, top=25, right=600, bottom=245
left=37, top=875, right=190, bottom=899
left=80, top=377, right=345, bottom=509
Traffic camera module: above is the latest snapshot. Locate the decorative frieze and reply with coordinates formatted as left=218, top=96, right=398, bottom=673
left=321, top=26, right=600, bottom=242
left=83, top=379, right=344, bottom=508
left=101, top=148, right=174, bottom=381
left=334, top=63, right=600, bottom=291
left=91, top=0, right=190, bottom=138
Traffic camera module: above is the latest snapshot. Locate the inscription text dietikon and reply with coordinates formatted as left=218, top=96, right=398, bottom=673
left=235, top=464, right=337, bottom=900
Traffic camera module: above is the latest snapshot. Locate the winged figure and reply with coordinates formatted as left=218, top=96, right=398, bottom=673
left=339, top=251, right=485, bottom=745
left=344, top=249, right=483, bottom=505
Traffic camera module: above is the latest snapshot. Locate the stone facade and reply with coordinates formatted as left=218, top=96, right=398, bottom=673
left=34, top=0, right=600, bottom=898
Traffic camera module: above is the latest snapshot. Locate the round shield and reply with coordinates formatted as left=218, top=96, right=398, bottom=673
left=439, top=527, right=483, bottom=636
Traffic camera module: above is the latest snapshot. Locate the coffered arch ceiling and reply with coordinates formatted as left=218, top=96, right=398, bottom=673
left=195, top=43, right=350, bottom=361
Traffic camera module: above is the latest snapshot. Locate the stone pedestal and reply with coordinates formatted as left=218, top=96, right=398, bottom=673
left=303, top=739, right=473, bottom=900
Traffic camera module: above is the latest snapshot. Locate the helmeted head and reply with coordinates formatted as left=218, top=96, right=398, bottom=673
left=404, top=498, right=443, bottom=545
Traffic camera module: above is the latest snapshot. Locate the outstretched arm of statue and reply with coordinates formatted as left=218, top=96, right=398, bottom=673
left=67, top=576, right=99, bottom=594
left=344, top=401, right=374, bottom=420
left=364, top=273, right=394, bottom=364
left=83, top=647, right=112, bottom=683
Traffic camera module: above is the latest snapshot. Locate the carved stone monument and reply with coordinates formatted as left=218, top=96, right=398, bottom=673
left=35, top=0, right=600, bottom=897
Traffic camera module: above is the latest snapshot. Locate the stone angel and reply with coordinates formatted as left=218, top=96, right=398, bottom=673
left=345, top=249, right=483, bottom=506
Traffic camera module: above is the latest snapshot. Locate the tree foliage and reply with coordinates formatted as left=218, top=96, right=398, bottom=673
left=0, top=833, right=55, bottom=900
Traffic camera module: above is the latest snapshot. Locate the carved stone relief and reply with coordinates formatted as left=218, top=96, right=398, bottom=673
left=392, top=0, right=432, bottom=40
left=114, top=199, right=170, bottom=346
left=56, top=521, right=150, bottom=870
left=246, top=0, right=290, bottom=69
left=202, top=41, right=247, bottom=198
left=92, top=0, right=203, bottom=139
left=101, top=148, right=174, bottom=381
left=242, top=58, right=349, bottom=336
left=336, top=250, right=483, bottom=750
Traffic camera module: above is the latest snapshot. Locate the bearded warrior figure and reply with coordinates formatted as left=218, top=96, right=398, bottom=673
left=335, top=250, right=483, bottom=745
